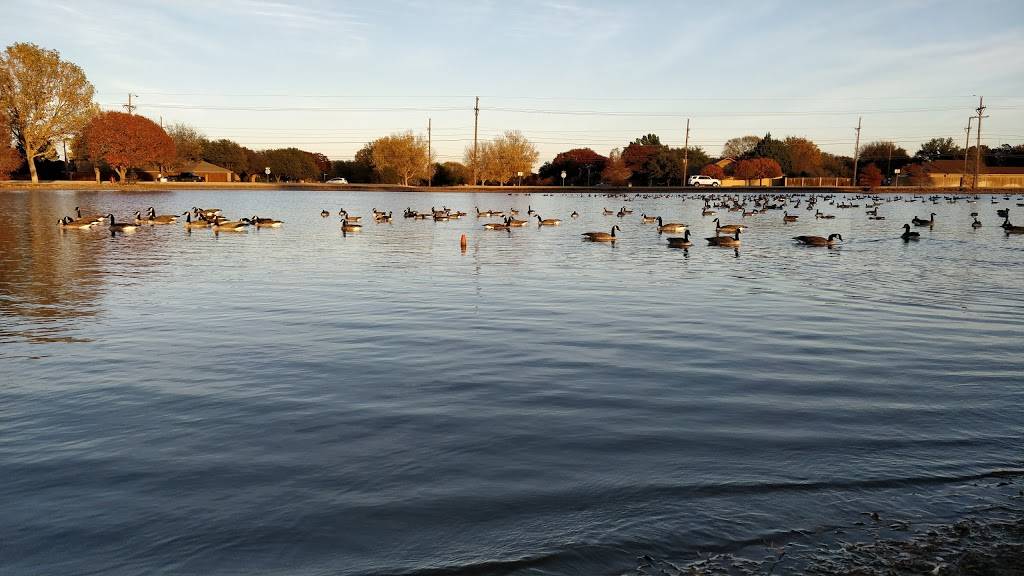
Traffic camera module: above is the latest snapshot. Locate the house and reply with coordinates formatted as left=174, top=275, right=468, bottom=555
left=138, top=160, right=237, bottom=182
left=925, top=160, right=1024, bottom=188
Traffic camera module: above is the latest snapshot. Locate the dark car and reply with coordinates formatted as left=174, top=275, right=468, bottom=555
left=171, top=172, right=204, bottom=182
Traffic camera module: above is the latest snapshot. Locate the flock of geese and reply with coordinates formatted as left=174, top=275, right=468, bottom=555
left=57, top=192, right=1024, bottom=248
left=59, top=206, right=283, bottom=233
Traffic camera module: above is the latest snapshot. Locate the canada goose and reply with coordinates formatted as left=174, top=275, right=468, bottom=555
left=640, top=213, right=658, bottom=223
left=132, top=210, right=147, bottom=224
left=620, top=206, right=633, bottom=214
left=341, top=219, right=362, bottom=233
left=911, top=213, right=935, bottom=226
left=58, top=216, right=96, bottom=229
left=1005, top=222, right=1024, bottom=234
left=183, top=213, right=211, bottom=228
left=375, top=211, right=393, bottom=223
left=901, top=223, right=920, bottom=240
left=713, top=218, right=746, bottom=234
left=146, top=207, right=178, bottom=224
left=816, top=210, right=836, bottom=219
left=783, top=211, right=798, bottom=222
left=192, top=206, right=221, bottom=218
left=702, top=208, right=716, bottom=216
left=106, top=214, right=138, bottom=232
left=527, top=205, right=536, bottom=215
left=320, top=210, right=330, bottom=217
left=74, top=207, right=105, bottom=223
left=251, top=215, right=283, bottom=227
left=507, top=216, right=529, bottom=227
left=666, top=229, right=692, bottom=248
left=570, top=211, right=579, bottom=218
left=656, top=216, right=687, bottom=233
left=339, top=210, right=361, bottom=222
left=536, top=214, right=562, bottom=226
left=582, top=225, right=620, bottom=242
left=509, top=208, right=520, bottom=216
left=212, top=219, right=250, bottom=232
left=706, top=229, right=741, bottom=246
left=996, top=208, right=1009, bottom=218
left=793, top=233, right=843, bottom=246
left=972, top=217, right=982, bottom=228
left=603, top=208, right=615, bottom=215
left=483, top=217, right=511, bottom=230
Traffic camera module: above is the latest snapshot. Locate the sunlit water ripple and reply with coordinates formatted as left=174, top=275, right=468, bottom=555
left=1, top=188, right=1022, bottom=575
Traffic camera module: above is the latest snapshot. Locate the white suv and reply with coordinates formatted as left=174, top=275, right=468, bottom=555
left=688, top=175, right=720, bottom=187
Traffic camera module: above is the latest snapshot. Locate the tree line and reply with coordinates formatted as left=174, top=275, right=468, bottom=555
left=4, top=42, right=1023, bottom=186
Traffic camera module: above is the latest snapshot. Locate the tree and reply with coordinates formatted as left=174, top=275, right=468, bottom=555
left=371, top=131, right=430, bottom=185
left=600, top=148, right=631, bottom=185
left=472, top=130, right=538, bottom=185
left=307, top=151, right=331, bottom=180
left=203, top=138, right=250, bottom=177
left=858, top=163, right=883, bottom=188
left=784, top=137, right=823, bottom=176
left=621, top=141, right=662, bottom=185
left=748, top=133, right=791, bottom=174
left=915, top=137, right=960, bottom=161
left=632, top=133, right=662, bottom=146
left=0, top=145, right=20, bottom=179
left=82, top=111, right=175, bottom=182
left=821, top=152, right=852, bottom=178
left=683, top=146, right=710, bottom=180
left=733, top=157, right=782, bottom=184
left=166, top=123, right=206, bottom=169
left=540, top=147, right=607, bottom=186
left=701, top=163, right=725, bottom=179
left=858, top=140, right=909, bottom=167
left=261, top=148, right=319, bottom=181
left=722, top=135, right=760, bottom=158
left=432, top=161, right=469, bottom=186
left=0, top=42, right=96, bottom=183
left=903, top=163, right=930, bottom=186
left=0, top=107, right=20, bottom=179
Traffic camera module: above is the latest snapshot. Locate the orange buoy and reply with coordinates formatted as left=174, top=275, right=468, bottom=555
left=459, top=233, right=467, bottom=250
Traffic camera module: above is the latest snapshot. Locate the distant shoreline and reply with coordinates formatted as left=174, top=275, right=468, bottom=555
left=1, top=180, right=1022, bottom=194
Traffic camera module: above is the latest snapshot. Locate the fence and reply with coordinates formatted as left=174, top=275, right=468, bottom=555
left=783, top=177, right=853, bottom=187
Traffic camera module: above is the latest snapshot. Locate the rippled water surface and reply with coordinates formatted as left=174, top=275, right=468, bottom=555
left=1, top=188, right=1022, bottom=575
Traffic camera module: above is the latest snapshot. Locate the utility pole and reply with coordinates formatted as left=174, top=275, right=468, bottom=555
left=473, top=96, right=480, bottom=186
left=852, top=116, right=862, bottom=186
left=123, top=93, right=137, bottom=114
left=963, top=116, right=974, bottom=185
left=427, top=118, right=432, bottom=187
left=973, top=96, right=987, bottom=191
left=886, top=141, right=893, bottom=180
left=682, top=118, right=690, bottom=187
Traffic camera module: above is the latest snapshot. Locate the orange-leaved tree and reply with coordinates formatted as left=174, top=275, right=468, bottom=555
left=903, top=163, right=929, bottom=186
left=733, top=157, right=782, bottom=183
left=600, top=148, right=632, bottom=185
left=82, top=111, right=175, bottom=182
left=858, top=163, right=883, bottom=188
left=700, top=164, right=725, bottom=179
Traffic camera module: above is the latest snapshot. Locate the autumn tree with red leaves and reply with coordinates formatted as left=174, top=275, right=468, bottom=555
left=733, top=157, right=782, bottom=183
left=82, top=111, right=175, bottom=182
left=858, top=163, right=883, bottom=188
left=700, top=164, right=725, bottom=179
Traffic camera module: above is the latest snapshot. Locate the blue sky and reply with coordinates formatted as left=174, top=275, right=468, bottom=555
left=3, top=0, right=1023, bottom=164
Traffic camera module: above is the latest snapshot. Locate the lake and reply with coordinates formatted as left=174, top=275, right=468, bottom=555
left=1, top=188, right=1022, bottom=575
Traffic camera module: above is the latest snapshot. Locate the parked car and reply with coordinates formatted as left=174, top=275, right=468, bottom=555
left=688, top=175, right=720, bottom=187
left=171, top=172, right=204, bottom=182
left=326, top=177, right=348, bottom=184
